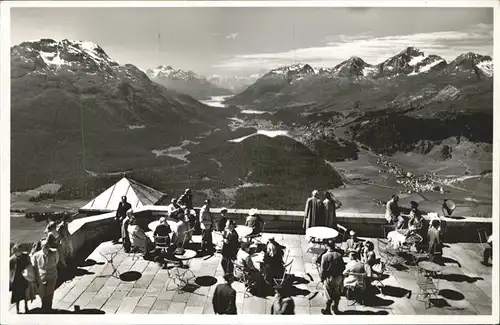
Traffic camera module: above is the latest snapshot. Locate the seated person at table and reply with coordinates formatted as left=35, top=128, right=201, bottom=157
left=408, top=202, right=424, bottom=235
left=184, top=208, right=197, bottom=230
left=217, top=208, right=229, bottom=232
left=262, top=238, right=286, bottom=284
left=343, top=252, right=368, bottom=287
left=361, top=241, right=385, bottom=277
left=245, top=208, right=264, bottom=236
left=154, top=217, right=172, bottom=248
left=166, top=198, right=181, bottom=219
left=344, top=230, right=362, bottom=255
left=121, top=211, right=133, bottom=253
left=127, top=216, right=154, bottom=257
left=234, top=242, right=262, bottom=293
left=171, top=215, right=191, bottom=248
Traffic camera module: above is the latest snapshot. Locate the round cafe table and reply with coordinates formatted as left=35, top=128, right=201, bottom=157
left=418, top=261, right=443, bottom=277
left=148, top=219, right=177, bottom=232
left=235, top=225, right=253, bottom=238
left=174, top=248, right=197, bottom=261
left=168, top=248, right=197, bottom=291
left=306, top=226, right=339, bottom=241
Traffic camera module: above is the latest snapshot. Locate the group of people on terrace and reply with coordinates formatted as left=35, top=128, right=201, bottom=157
left=10, top=187, right=492, bottom=315
left=9, top=214, right=74, bottom=313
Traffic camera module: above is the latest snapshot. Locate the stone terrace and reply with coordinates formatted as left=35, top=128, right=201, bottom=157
left=12, top=233, right=492, bottom=315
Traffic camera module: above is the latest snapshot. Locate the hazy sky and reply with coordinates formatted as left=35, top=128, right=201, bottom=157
left=11, top=7, right=493, bottom=77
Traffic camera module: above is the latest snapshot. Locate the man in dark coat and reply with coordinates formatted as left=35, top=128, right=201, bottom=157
left=212, top=273, right=237, bottom=314
left=303, top=190, right=325, bottom=229
left=221, top=220, right=239, bottom=274
left=320, top=240, right=345, bottom=314
left=114, top=196, right=132, bottom=242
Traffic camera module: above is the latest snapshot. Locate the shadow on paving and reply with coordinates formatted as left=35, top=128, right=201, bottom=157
left=339, top=309, right=390, bottom=315
left=439, top=289, right=465, bottom=301
left=27, top=307, right=105, bottom=314
left=119, top=271, right=142, bottom=282
left=437, top=273, right=483, bottom=283
left=428, top=298, right=467, bottom=311
left=195, top=276, right=218, bottom=287
left=379, top=285, right=412, bottom=299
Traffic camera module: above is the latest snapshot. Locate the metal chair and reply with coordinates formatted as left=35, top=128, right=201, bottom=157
left=273, top=250, right=294, bottom=287
left=98, top=248, right=122, bottom=279
left=413, top=265, right=440, bottom=309
left=246, top=222, right=265, bottom=245
left=477, top=228, right=490, bottom=247
left=367, top=260, right=387, bottom=288
left=344, top=272, right=367, bottom=306
left=377, top=238, right=404, bottom=267
left=336, top=224, right=348, bottom=241
left=234, top=262, right=258, bottom=298
left=154, top=235, right=170, bottom=253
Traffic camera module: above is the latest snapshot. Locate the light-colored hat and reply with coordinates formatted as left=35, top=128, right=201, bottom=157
left=349, top=230, right=356, bottom=236
left=249, top=208, right=258, bottom=216
left=159, top=217, right=167, bottom=225
left=220, top=207, right=228, bottom=213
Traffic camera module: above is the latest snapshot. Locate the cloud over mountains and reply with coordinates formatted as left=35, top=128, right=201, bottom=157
left=214, top=23, right=493, bottom=71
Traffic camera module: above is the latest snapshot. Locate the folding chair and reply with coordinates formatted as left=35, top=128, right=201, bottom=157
left=344, top=272, right=367, bottom=307
left=367, top=261, right=387, bottom=288
left=273, top=250, right=294, bottom=287
left=336, top=224, right=348, bottom=249
left=413, top=266, right=440, bottom=309
left=477, top=228, right=489, bottom=247
left=98, top=248, right=122, bottom=279
left=234, top=263, right=258, bottom=298
left=247, top=223, right=265, bottom=245
left=154, top=235, right=170, bottom=263
left=377, top=238, right=405, bottom=267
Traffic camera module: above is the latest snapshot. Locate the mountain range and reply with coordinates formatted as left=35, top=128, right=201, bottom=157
left=146, top=65, right=233, bottom=100
left=9, top=39, right=493, bottom=212
left=226, top=46, right=493, bottom=111
left=11, top=38, right=232, bottom=190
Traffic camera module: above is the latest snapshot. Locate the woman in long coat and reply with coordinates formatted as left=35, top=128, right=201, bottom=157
left=57, top=219, right=74, bottom=271
left=303, top=190, right=325, bottom=229
left=10, top=245, right=37, bottom=313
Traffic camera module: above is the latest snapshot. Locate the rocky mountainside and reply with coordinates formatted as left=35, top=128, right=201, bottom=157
left=11, top=39, right=231, bottom=190
left=227, top=46, right=492, bottom=109
left=146, top=65, right=232, bottom=100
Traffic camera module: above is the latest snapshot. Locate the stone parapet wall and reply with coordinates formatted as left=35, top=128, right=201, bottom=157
left=68, top=207, right=492, bottom=259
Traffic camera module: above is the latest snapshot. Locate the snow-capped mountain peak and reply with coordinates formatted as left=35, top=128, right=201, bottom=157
left=12, top=38, right=119, bottom=74
left=146, top=65, right=201, bottom=81
left=448, top=52, right=493, bottom=77
left=380, top=47, right=447, bottom=76
left=331, top=56, right=378, bottom=77
left=268, top=63, right=316, bottom=76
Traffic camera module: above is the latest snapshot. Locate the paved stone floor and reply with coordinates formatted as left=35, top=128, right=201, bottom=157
left=11, top=233, right=492, bottom=315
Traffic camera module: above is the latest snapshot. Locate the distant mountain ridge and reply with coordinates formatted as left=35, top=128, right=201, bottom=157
left=146, top=65, right=232, bottom=100
left=227, top=46, right=493, bottom=108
